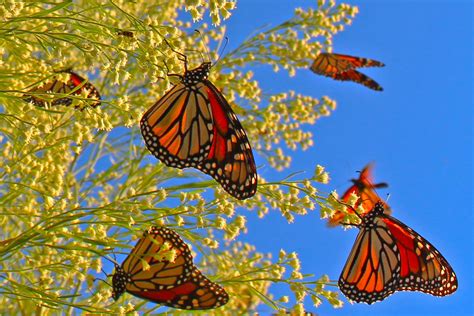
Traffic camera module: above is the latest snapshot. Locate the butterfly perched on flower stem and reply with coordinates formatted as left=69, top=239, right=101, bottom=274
left=310, top=53, right=384, bottom=91
left=23, top=70, right=101, bottom=108
left=112, top=226, right=229, bottom=310
left=140, top=44, right=257, bottom=200
left=339, top=201, right=457, bottom=304
left=328, top=163, right=391, bottom=227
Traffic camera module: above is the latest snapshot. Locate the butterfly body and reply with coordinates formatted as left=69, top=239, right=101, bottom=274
left=182, top=62, right=211, bottom=87
left=140, top=62, right=257, bottom=200
left=310, top=53, right=384, bottom=91
left=112, top=226, right=229, bottom=310
left=111, top=266, right=131, bottom=300
left=339, top=202, right=457, bottom=304
left=23, top=71, right=101, bottom=107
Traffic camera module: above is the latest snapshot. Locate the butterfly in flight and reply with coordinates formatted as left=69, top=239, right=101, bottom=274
left=112, top=226, right=229, bottom=310
left=339, top=201, right=457, bottom=304
left=23, top=70, right=101, bottom=108
left=328, top=163, right=391, bottom=227
left=310, top=53, right=384, bottom=91
left=140, top=50, right=257, bottom=200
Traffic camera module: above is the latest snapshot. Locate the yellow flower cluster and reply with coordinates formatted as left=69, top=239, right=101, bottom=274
left=0, top=0, right=358, bottom=314
left=185, top=0, right=236, bottom=25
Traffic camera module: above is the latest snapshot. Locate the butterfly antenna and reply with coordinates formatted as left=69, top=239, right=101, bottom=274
left=214, top=36, right=229, bottom=67
left=198, top=50, right=206, bottom=64
left=385, top=192, right=391, bottom=203
left=194, top=29, right=212, bottom=63
left=93, top=277, right=111, bottom=287
left=100, top=253, right=118, bottom=266
left=112, top=252, right=118, bottom=264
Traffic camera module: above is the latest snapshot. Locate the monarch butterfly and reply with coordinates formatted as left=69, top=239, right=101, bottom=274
left=23, top=70, right=101, bottom=108
left=140, top=55, right=258, bottom=200
left=339, top=202, right=458, bottom=304
left=328, top=163, right=391, bottom=227
left=310, top=53, right=384, bottom=91
left=112, top=226, right=229, bottom=310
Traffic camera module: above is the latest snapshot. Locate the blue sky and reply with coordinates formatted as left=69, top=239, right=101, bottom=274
left=225, top=0, right=472, bottom=315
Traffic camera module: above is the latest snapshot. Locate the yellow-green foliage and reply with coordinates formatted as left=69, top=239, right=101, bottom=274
left=0, top=0, right=357, bottom=314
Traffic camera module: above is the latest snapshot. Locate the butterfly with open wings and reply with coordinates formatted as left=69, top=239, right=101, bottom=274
left=339, top=201, right=457, bottom=304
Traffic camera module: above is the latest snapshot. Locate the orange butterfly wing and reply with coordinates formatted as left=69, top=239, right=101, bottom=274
left=129, top=267, right=229, bottom=310
left=339, top=203, right=457, bottom=304
left=112, top=226, right=229, bottom=310
left=328, top=53, right=384, bottom=69
left=310, top=53, right=384, bottom=91
left=141, top=82, right=214, bottom=166
left=23, top=71, right=101, bottom=107
left=381, top=216, right=458, bottom=297
left=195, top=81, right=257, bottom=200
left=140, top=63, right=257, bottom=200
left=333, top=69, right=383, bottom=91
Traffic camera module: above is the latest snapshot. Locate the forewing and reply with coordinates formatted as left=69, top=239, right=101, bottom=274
left=123, top=227, right=194, bottom=292
left=310, top=53, right=352, bottom=76
left=330, top=53, right=385, bottom=69
left=140, top=83, right=214, bottom=168
left=339, top=218, right=400, bottom=304
left=68, top=72, right=101, bottom=107
left=23, top=72, right=101, bottom=107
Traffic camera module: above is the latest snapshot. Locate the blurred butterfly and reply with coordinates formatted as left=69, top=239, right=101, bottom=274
left=310, top=53, right=384, bottom=91
left=140, top=52, right=257, bottom=200
left=112, top=226, right=229, bottom=310
left=117, top=30, right=134, bottom=38
left=328, top=163, right=391, bottom=227
left=23, top=70, right=101, bottom=108
left=339, top=201, right=457, bottom=304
